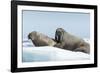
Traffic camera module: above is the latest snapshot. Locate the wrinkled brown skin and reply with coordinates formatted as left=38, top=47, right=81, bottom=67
left=28, top=31, right=56, bottom=46
left=54, top=28, right=90, bottom=54
left=28, top=29, right=90, bottom=54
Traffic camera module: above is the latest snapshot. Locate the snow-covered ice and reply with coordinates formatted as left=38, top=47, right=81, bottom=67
left=22, top=46, right=90, bottom=62
left=22, top=38, right=90, bottom=62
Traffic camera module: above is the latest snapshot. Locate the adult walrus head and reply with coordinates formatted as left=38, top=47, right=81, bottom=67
left=55, top=28, right=90, bottom=54
left=28, top=31, right=56, bottom=46
left=55, top=28, right=64, bottom=43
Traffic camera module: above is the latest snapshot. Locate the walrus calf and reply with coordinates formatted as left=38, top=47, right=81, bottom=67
left=54, top=28, right=90, bottom=54
left=28, top=31, right=56, bottom=46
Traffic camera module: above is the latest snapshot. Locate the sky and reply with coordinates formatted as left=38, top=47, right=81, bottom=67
left=22, top=10, right=90, bottom=39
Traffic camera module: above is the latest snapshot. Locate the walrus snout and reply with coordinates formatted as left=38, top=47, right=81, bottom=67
left=55, top=28, right=64, bottom=43
left=28, top=31, right=37, bottom=40
left=28, top=33, right=31, bottom=39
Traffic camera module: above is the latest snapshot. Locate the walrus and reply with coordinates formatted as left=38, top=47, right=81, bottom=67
left=28, top=31, right=56, bottom=46
left=54, top=28, right=90, bottom=54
